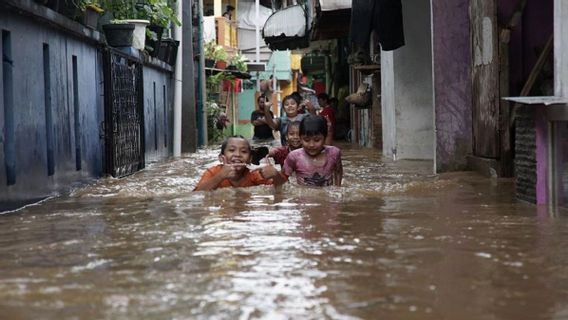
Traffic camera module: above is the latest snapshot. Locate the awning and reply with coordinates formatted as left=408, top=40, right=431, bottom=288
left=262, top=5, right=310, bottom=51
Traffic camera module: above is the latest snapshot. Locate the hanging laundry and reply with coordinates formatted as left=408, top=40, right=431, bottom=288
left=349, top=0, right=405, bottom=52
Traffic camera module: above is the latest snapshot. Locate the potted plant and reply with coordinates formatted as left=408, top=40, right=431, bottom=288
left=140, top=0, right=181, bottom=56
left=213, top=45, right=228, bottom=69
left=100, top=0, right=148, bottom=50
left=204, top=40, right=217, bottom=68
left=102, top=20, right=135, bottom=47
left=79, top=0, right=104, bottom=29
left=228, top=52, right=248, bottom=72
left=158, top=39, right=180, bottom=65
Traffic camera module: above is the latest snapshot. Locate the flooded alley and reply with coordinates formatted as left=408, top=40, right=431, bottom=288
left=1, top=143, right=568, bottom=319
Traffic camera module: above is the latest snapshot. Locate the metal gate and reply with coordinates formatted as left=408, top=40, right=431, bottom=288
left=103, top=49, right=145, bottom=178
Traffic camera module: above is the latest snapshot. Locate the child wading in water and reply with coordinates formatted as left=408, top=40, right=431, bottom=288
left=193, top=136, right=286, bottom=191
left=264, top=94, right=311, bottom=146
left=267, top=121, right=302, bottom=166
left=283, top=115, right=343, bottom=186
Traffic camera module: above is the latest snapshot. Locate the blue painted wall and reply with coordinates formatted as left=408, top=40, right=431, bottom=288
left=0, top=11, right=104, bottom=207
left=0, top=4, right=175, bottom=209
left=143, top=67, right=174, bottom=163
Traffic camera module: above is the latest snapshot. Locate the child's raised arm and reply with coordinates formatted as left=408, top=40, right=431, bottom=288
left=263, top=103, right=279, bottom=130
left=258, top=165, right=287, bottom=186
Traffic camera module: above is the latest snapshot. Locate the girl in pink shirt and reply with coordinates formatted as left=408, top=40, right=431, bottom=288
left=283, top=115, right=343, bottom=186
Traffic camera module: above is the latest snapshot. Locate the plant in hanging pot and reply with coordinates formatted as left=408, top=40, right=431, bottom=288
left=141, top=0, right=181, bottom=56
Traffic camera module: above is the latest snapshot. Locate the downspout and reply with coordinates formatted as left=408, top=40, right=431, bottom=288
left=181, top=0, right=198, bottom=152
left=197, top=0, right=207, bottom=146
left=173, top=0, right=182, bottom=156
left=255, top=0, right=260, bottom=91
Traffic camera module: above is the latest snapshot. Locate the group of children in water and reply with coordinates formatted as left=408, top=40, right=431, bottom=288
left=193, top=93, right=343, bottom=191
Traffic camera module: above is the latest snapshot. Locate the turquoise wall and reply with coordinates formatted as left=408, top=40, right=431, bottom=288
left=235, top=87, right=256, bottom=139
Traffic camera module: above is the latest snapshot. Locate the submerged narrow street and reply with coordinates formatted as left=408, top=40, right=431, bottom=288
left=1, top=143, right=567, bottom=319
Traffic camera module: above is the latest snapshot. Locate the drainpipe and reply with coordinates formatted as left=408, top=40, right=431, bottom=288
left=197, top=0, right=208, bottom=146
left=255, top=0, right=260, bottom=91
left=173, top=0, right=182, bottom=156
left=181, top=0, right=197, bottom=152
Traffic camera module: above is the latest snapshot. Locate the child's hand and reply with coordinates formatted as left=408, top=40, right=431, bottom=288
left=259, top=165, right=279, bottom=179
left=304, top=100, right=315, bottom=113
left=219, top=163, right=246, bottom=179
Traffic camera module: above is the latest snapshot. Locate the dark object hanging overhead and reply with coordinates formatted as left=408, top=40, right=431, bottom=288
left=349, top=0, right=405, bottom=51
left=310, top=0, right=351, bottom=41
left=262, top=4, right=310, bottom=51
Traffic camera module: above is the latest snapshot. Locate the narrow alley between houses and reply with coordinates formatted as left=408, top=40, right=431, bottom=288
left=1, top=143, right=567, bottom=319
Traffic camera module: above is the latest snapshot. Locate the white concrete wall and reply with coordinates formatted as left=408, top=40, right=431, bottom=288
left=555, top=0, right=568, bottom=97
left=381, top=51, right=397, bottom=158
left=381, top=0, right=434, bottom=160
left=238, top=28, right=272, bottom=63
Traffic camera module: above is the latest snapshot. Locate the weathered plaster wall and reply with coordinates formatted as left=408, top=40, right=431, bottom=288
left=394, top=0, right=434, bottom=160
left=431, top=0, right=473, bottom=172
left=381, top=51, right=396, bottom=158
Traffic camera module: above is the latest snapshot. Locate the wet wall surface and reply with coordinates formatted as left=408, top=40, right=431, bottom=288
left=1, top=143, right=567, bottom=319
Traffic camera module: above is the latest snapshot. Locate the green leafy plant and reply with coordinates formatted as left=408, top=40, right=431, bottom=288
left=229, top=52, right=248, bottom=72
left=100, top=0, right=137, bottom=20
left=78, top=0, right=103, bottom=11
left=204, top=40, right=217, bottom=60
left=206, top=101, right=226, bottom=143
left=204, top=41, right=228, bottom=62
left=140, top=0, right=181, bottom=28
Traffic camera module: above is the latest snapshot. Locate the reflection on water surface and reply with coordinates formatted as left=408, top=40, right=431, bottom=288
left=1, top=143, right=568, bottom=319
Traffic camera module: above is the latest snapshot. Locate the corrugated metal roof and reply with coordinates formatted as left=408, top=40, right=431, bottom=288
left=263, top=5, right=306, bottom=38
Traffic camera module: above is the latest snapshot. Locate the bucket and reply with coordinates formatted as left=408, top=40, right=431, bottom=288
left=124, top=19, right=149, bottom=50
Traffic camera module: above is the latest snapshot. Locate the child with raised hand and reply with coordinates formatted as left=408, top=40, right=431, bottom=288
left=193, top=135, right=286, bottom=191
left=268, top=121, right=302, bottom=166
left=263, top=94, right=309, bottom=146
left=283, top=115, right=343, bottom=186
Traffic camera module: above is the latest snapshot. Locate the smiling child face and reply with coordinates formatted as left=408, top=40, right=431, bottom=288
left=219, top=137, right=252, bottom=167
left=286, top=125, right=302, bottom=149
left=283, top=98, right=299, bottom=117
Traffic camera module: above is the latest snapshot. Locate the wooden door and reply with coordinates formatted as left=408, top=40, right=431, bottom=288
left=471, top=0, right=500, bottom=158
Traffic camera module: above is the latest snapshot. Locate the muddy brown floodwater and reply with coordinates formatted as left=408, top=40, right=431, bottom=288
left=1, top=142, right=568, bottom=320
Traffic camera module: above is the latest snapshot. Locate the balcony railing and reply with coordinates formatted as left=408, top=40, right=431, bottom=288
left=215, top=17, right=238, bottom=55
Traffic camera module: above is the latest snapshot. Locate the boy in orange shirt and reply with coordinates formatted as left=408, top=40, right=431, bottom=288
left=193, top=136, right=287, bottom=191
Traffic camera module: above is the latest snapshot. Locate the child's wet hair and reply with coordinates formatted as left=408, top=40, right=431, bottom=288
left=283, top=94, right=300, bottom=105
left=300, top=115, right=327, bottom=137
left=220, top=135, right=251, bottom=154
left=287, top=120, right=301, bottom=133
